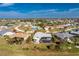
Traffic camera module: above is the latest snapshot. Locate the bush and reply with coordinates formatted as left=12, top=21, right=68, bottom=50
left=21, top=44, right=35, bottom=50
left=22, top=47, right=29, bottom=50
left=21, top=43, right=49, bottom=51
left=6, top=37, right=24, bottom=45
left=34, top=44, right=49, bottom=51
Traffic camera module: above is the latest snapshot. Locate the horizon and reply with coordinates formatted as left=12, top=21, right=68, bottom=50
left=0, top=3, right=79, bottom=18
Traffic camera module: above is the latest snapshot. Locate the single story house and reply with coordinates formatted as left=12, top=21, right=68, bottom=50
left=10, top=32, right=30, bottom=40
left=0, top=30, right=15, bottom=36
left=9, top=32, right=31, bottom=44
left=55, top=32, right=75, bottom=43
left=26, top=22, right=32, bottom=26
left=63, top=24, right=72, bottom=27
left=44, top=26, right=54, bottom=30
left=55, top=24, right=72, bottom=29
left=33, top=32, right=52, bottom=44
left=55, top=25, right=65, bottom=29
left=0, top=26, right=8, bottom=31
left=3, top=32, right=15, bottom=36
left=31, top=26, right=43, bottom=30
left=69, top=29, right=79, bottom=35
left=44, top=26, right=54, bottom=33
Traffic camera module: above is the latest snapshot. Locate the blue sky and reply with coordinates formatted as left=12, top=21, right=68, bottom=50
left=0, top=3, right=79, bottom=18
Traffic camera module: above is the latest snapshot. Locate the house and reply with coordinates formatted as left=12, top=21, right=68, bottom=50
left=55, top=32, right=75, bottom=43
left=10, top=32, right=30, bottom=40
left=63, top=24, right=72, bottom=27
left=44, top=26, right=54, bottom=30
left=55, top=24, right=72, bottom=29
left=0, top=26, right=8, bottom=31
left=69, top=29, right=79, bottom=35
left=3, top=31, right=15, bottom=36
left=9, top=32, right=31, bottom=44
left=0, top=30, right=15, bottom=36
left=32, top=26, right=42, bottom=30
left=33, top=32, right=52, bottom=44
left=55, top=25, right=64, bottom=29
left=44, top=26, right=54, bottom=33
left=26, top=22, right=32, bottom=26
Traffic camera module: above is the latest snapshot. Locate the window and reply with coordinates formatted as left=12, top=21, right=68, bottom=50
left=40, top=37, right=51, bottom=43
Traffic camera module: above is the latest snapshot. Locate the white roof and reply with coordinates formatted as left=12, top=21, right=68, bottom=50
left=33, top=32, right=52, bottom=39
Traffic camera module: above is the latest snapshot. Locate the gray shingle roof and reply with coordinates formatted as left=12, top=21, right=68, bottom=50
left=70, top=29, right=79, bottom=35
left=55, top=32, right=75, bottom=40
left=0, top=30, right=12, bottom=35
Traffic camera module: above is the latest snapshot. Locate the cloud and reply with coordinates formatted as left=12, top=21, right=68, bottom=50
left=0, top=11, right=26, bottom=18
left=26, top=8, right=79, bottom=18
left=0, top=3, right=14, bottom=7
left=68, top=8, right=79, bottom=12
left=0, top=8, right=79, bottom=18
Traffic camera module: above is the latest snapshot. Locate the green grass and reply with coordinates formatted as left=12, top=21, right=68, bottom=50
left=0, top=36, right=79, bottom=56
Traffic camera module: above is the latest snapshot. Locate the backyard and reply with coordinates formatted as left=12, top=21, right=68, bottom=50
left=0, top=36, right=79, bottom=56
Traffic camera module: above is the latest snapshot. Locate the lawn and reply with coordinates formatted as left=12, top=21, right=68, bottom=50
left=0, top=36, right=79, bottom=56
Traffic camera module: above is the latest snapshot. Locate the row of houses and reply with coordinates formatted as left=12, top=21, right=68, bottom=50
left=33, top=29, right=79, bottom=44
left=0, top=28, right=79, bottom=44
left=0, top=22, right=79, bottom=45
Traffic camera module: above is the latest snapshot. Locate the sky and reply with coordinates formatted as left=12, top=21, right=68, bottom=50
left=0, top=3, right=79, bottom=18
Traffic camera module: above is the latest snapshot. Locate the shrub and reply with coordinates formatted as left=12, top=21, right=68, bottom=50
left=6, top=37, right=24, bottom=45
left=34, top=44, right=49, bottom=51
